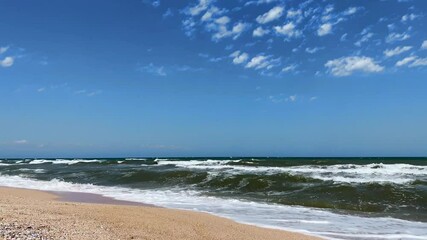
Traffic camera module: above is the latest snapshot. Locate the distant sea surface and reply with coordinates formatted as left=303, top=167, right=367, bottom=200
left=1, top=157, right=426, bottom=240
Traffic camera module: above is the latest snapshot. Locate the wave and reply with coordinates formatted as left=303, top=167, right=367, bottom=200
left=0, top=174, right=426, bottom=240
left=28, top=159, right=105, bottom=165
left=17, top=168, right=46, bottom=173
left=156, top=159, right=427, bottom=185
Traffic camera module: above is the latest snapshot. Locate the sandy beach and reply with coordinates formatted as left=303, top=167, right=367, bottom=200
left=0, top=187, right=320, bottom=240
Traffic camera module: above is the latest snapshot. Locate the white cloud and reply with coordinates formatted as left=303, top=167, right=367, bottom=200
left=354, top=32, right=373, bottom=47
left=287, top=9, right=302, bottom=18
left=175, top=65, right=204, bottom=72
left=14, top=140, right=28, bottom=144
left=0, top=46, right=9, bottom=54
left=0, top=56, right=14, bottom=67
left=182, top=18, right=196, bottom=37
left=383, top=46, right=412, bottom=57
left=209, top=57, right=224, bottom=62
left=386, top=32, right=410, bottom=43
left=267, top=94, right=297, bottom=103
left=231, top=22, right=248, bottom=38
left=37, top=87, right=46, bottom=92
left=256, top=6, right=284, bottom=24
left=246, top=55, right=269, bottom=69
left=317, top=23, right=332, bottom=36
left=201, top=7, right=222, bottom=21
left=187, top=0, right=212, bottom=16
left=360, top=26, right=370, bottom=35
left=267, top=93, right=297, bottom=103
left=74, top=89, right=87, bottom=95
left=198, top=53, right=209, bottom=58
left=212, top=22, right=249, bottom=41
left=288, top=95, right=297, bottom=102
left=253, top=26, right=269, bottom=37
left=87, top=90, right=103, bottom=97
left=245, top=0, right=279, bottom=6
left=230, top=51, right=249, bottom=64
left=401, top=13, right=418, bottom=22
left=274, top=22, right=301, bottom=38
left=305, top=47, right=322, bottom=54
left=421, top=40, right=427, bottom=50
left=343, top=7, right=362, bottom=16
left=396, top=56, right=427, bottom=67
left=395, top=56, right=416, bottom=67
left=215, top=16, right=230, bottom=25
left=387, top=23, right=396, bottom=31
left=324, top=5, right=334, bottom=14
left=268, top=95, right=282, bottom=103
left=138, top=63, right=166, bottom=76
left=245, top=55, right=279, bottom=70
left=142, top=0, right=160, bottom=8
left=309, top=96, right=318, bottom=101
left=282, top=64, right=297, bottom=72
left=162, top=8, right=173, bottom=18
left=410, top=58, right=427, bottom=67
left=182, top=1, right=246, bottom=41
left=325, top=56, right=384, bottom=77
left=75, top=89, right=102, bottom=97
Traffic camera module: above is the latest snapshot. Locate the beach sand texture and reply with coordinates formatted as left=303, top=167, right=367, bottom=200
left=0, top=187, right=320, bottom=240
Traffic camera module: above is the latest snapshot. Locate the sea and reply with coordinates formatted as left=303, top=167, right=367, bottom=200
left=0, top=157, right=426, bottom=240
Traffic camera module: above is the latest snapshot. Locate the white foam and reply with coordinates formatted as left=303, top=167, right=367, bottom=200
left=18, top=168, right=46, bottom=173
left=28, top=159, right=104, bottom=165
left=155, top=160, right=427, bottom=184
left=0, top=175, right=426, bottom=240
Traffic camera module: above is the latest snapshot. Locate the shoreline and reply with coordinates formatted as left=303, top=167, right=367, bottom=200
left=52, top=190, right=155, bottom=207
left=0, top=186, right=322, bottom=240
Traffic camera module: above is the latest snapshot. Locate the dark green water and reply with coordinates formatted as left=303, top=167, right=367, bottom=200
left=1, top=157, right=426, bottom=239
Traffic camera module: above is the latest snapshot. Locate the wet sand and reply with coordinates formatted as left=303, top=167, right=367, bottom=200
left=52, top=191, right=151, bottom=206
left=0, top=187, right=322, bottom=240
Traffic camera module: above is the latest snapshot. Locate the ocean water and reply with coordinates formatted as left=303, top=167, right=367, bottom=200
left=0, top=157, right=426, bottom=240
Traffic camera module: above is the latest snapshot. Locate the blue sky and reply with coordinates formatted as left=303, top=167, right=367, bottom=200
left=1, top=0, right=427, bottom=157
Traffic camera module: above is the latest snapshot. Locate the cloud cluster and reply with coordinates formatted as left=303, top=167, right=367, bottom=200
left=230, top=51, right=281, bottom=71
left=401, top=13, right=418, bottom=22
left=245, top=55, right=279, bottom=70
left=230, top=51, right=249, bottom=64
left=253, top=26, right=270, bottom=37
left=0, top=46, right=14, bottom=68
left=282, top=64, right=297, bottom=72
left=354, top=28, right=374, bottom=47
left=14, top=140, right=28, bottom=144
left=325, top=56, right=384, bottom=77
left=267, top=94, right=297, bottom=103
left=396, top=56, right=427, bottom=68
left=256, top=6, right=284, bottom=24
left=183, top=0, right=249, bottom=41
left=386, top=32, right=410, bottom=43
left=317, top=23, right=332, bottom=36
left=384, top=46, right=412, bottom=57
left=179, top=0, right=426, bottom=77
left=274, top=22, right=301, bottom=38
